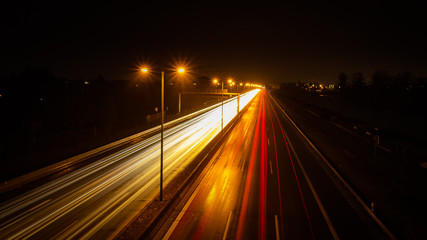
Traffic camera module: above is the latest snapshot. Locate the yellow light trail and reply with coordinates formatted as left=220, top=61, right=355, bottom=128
left=0, top=89, right=260, bottom=239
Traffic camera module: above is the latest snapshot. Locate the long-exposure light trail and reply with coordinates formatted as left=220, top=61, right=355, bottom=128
left=0, top=89, right=260, bottom=239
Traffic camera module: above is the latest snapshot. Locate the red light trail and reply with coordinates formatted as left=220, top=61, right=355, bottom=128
left=266, top=94, right=316, bottom=240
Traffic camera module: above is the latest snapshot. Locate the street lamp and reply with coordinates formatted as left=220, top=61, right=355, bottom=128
left=141, top=66, right=186, bottom=201
left=213, top=78, right=225, bottom=133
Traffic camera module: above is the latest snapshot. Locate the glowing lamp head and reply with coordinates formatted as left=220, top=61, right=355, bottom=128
left=213, top=79, right=218, bottom=84
left=178, top=68, right=185, bottom=74
left=141, top=68, right=148, bottom=73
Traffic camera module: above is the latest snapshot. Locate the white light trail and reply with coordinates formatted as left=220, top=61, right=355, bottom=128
left=0, top=89, right=260, bottom=239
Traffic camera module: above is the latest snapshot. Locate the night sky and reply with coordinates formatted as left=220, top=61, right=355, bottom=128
left=2, top=1, right=427, bottom=85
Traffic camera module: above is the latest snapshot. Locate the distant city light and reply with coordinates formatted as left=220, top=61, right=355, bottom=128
left=247, top=83, right=262, bottom=88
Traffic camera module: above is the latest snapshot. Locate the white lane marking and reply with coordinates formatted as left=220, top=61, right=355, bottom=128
left=162, top=179, right=205, bottom=240
left=275, top=215, right=280, bottom=240
left=279, top=122, right=339, bottom=239
left=222, top=211, right=233, bottom=240
left=270, top=93, right=396, bottom=240
left=269, top=160, right=273, bottom=175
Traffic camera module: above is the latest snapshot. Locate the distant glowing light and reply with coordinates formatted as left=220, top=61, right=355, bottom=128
left=141, top=68, right=148, bottom=73
left=178, top=68, right=185, bottom=73
left=247, top=83, right=262, bottom=88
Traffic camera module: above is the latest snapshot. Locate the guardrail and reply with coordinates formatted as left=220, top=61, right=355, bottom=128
left=0, top=91, right=256, bottom=194
left=268, top=91, right=397, bottom=240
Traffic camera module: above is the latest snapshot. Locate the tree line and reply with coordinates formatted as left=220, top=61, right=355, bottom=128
left=338, top=71, right=427, bottom=90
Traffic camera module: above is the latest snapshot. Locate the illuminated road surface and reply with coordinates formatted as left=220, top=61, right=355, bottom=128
left=0, top=90, right=259, bottom=239
left=159, top=90, right=389, bottom=240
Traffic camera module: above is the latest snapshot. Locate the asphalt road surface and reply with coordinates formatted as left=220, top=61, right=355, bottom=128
left=0, top=90, right=258, bottom=239
left=156, top=90, right=391, bottom=240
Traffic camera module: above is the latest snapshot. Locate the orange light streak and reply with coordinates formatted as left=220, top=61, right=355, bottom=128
left=236, top=93, right=262, bottom=240
left=259, top=92, right=267, bottom=240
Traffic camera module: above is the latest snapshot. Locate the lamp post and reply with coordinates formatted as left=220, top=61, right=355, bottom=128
left=228, top=79, right=240, bottom=114
left=213, top=79, right=223, bottom=132
left=160, top=71, right=164, bottom=201
left=221, top=81, right=223, bottom=132
left=141, top=67, right=185, bottom=201
left=213, top=79, right=224, bottom=133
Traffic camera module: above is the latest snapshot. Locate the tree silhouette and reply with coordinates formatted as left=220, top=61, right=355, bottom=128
left=338, top=72, right=348, bottom=89
left=372, top=70, right=390, bottom=89
left=397, top=71, right=412, bottom=89
left=351, top=72, right=365, bottom=89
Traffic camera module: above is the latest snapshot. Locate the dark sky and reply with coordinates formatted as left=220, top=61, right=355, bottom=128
left=2, top=1, right=427, bottom=85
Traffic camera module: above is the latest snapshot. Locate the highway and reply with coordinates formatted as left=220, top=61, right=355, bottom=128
left=0, top=90, right=259, bottom=239
left=156, top=90, right=391, bottom=240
